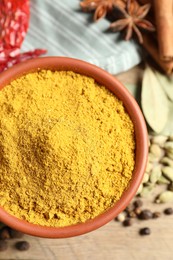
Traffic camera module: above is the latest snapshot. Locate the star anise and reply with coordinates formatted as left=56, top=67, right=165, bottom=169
left=110, top=0, right=155, bottom=43
left=80, top=0, right=125, bottom=21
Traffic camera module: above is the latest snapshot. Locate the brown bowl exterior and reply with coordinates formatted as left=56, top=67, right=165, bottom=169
left=0, top=57, right=148, bottom=238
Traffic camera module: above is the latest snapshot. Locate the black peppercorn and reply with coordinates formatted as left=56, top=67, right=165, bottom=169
left=123, top=218, right=133, bottom=227
left=135, top=207, right=142, bottom=216
left=125, top=204, right=135, bottom=213
left=139, top=209, right=153, bottom=220
left=15, top=241, right=30, bottom=251
left=153, top=211, right=161, bottom=219
left=133, top=199, right=143, bottom=208
left=164, top=208, right=173, bottom=215
left=0, top=227, right=10, bottom=240
left=139, top=227, right=151, bottom=236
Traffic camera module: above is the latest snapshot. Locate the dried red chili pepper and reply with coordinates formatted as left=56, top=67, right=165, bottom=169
left=0, top=0, right=47, bottom=72
left=0, top=49, right=47, bottom=72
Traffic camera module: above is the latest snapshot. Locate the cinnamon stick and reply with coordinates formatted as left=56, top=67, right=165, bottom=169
left=138, top=0, right=152, bottom=4
left=154, top=0, right=173, bottom=61
left=143, top=33, right=173, bottom=74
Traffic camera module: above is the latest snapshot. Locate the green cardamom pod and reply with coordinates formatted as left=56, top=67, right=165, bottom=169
left=165, top=141, right=173, bottom=153
left=161, top=157, right=173, bottom=168
left=152, top=135, right=167, bottom=146
left=150, top=144, right=163, bottom=158
left=150, top=165, right=162, bottom=183
left=157, top=175, right=170, bottom=185
left=142, top=173, right=150, bottom=184
left=156, top=191, right=173, bottom=203
left=140, top=186, right=153, bottom=198
left=136, top=183, right=143, bottom=195
left=162, top=166, right=173, bottom=182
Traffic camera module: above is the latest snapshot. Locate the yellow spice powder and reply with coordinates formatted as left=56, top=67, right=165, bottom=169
left=0, top=70, right=135, bottom=227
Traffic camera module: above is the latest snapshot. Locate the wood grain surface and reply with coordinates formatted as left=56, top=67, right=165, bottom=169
left=1, top=196, right=173, bottom=260
left=1, top=65, right=173, bottom=260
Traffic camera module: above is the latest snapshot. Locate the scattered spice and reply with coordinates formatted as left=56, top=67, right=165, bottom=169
left=0, top=0, right=30, bottom=56
left=123, top=218, right=133, bottom=227
left=115, top=133, right=173, bottom=236
left=139, top=209, right=153, bottom=220
left=0, top=70, right=135, bottom=227
left=125, top=203, right=139, bottom=219
left=116, top=194, right=173, bottom=236
left=139, top=227, right=151, bottom=236
left=80, top=0, right=173, bottom=74
left=0, top=225, right=28, bottom=252
left=128, top=211, right=137, bottom=218
left=15, top=241, right=30, bottom=251
left=137, top=134, right=173, bottom=200
left=133, top=199, right=143, bottom=208
left=110, top=0, right=155, bottom=43
left=0, top=49, right=47, bottom=73
left=116, top=212, right=126, bottom=222
left=164, top=208, right=173, bottom=215
left=0, top=227, right=10, bottom=240
left=152, top=212, right=161, bottom=219
left=134, top=207, right=142, bottom=216
left=0, top=240, right=8, bottom=252
left=0, top=1, right=46, bottom=72
left=80, top=0, right=125, bottom=21
left=80, top=0, right=155, bottom=43
left=156, top=191, right=173, bottom=204
left=125, top=204, right=135, bottom=213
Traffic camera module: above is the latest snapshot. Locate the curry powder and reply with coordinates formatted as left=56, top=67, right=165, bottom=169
left=0, top=70, right=135, bottom=227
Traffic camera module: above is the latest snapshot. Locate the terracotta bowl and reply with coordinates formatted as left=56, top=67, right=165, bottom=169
left=0, top=57, right=148, bottom=238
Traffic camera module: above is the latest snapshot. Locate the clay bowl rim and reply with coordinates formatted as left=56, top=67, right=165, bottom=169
left=0, top=57, right=148, bottom=238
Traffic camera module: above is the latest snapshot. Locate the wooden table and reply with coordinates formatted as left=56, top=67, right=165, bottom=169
left=1, top=65, right=173, bottom=260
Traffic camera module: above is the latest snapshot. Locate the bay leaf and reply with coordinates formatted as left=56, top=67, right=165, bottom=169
left=155, top=71, right=173, bottom=101
left=125, top=83, right=141, bottom=104
left=160, top=100, right=173, bottom=136
left=141, top=66, right=169, bottom=133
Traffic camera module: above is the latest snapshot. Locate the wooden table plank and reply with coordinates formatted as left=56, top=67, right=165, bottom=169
left=1, top=202, right=173, bottom=260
